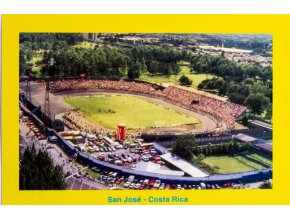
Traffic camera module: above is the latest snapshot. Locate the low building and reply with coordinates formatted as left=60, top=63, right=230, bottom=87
left=160, top=153, right=209, bottom=178
left=134, top=161, right=185, bottom=177
left=233, top=133, right=258, bottom=145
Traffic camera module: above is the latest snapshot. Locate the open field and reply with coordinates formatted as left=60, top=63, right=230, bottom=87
left=138, top=65, right=215, bottom=88
left=28, top=52, right=44, bottom=77
left=32, top=66, right=42, bottom=76
left=28, top=54, right=43, bottom=65
left=64, top=95, right=200, bottom=130
left=201, top=151, right=271, bottom=174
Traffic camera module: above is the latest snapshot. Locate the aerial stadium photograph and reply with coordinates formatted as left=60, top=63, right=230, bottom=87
left=19, top=33, right=273, bottom=191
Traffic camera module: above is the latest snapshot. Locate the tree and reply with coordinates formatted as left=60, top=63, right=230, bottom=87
left=128, top=62, right=141, bottom=79
left=228, top=92, right=246, bottom=105
left=179, top=75, right=192, bottom=86
left=172, top=135, right=197, bottom=161
left=20, top=146, right=66, bottom=190
left=246, top=93, right=270, bottom=115
left=241, top=115, right=249, bottom=126
left=218, top=82, right=229, bottom=96
left=19, top=49, right=27, bottom=75
left=265, top=104, right=272, bottom=121
left=259, top=181, right=272, bottom=189
left=26, top=50, right=33, bottom=62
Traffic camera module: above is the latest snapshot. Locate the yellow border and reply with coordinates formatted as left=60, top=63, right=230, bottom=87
left=2, top=14, right=290, bottom=205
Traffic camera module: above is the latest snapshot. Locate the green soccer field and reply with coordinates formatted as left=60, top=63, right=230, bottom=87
left=65, top=95, right=200, bottom=130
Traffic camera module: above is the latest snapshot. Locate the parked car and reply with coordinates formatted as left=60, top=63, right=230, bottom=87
left=46, top=143, right=55, bottom=149
left=232, top=184, right=242, bottom=189
left=200, top=182, right=206, bottom=189
left=127, top=156, right=133, bottom=163
left=134, top=183, right=141, bottom=189
left=91, top=167, right=100, bottom=173
left=223, top=182, right=234, bottom=188
left=153, top=180, right=161, bottom=188
left=26, top=121, right=34, bottom=126
left=149, top=180, right=155, bottom=187
left=215, top=184, right=221, bottom=189
left=143, top=179, right=149, bottom=185
left=129, top=143, right=137, bottom=148
left=115, top=160, right=123, bottom=165
left=142, top=157, right=149, bottom=162
left=128, top=175, right=135, bottom=182
left=74, top=173, right=81, bottom=178
left=129, top=183, right=135, bottom=189
left=124, top=181, right=131, bottom=188
left=88, top=148, right=95, bottom=153
left=159, top=183, right=165, bottom=190
left=48, top=136, right=58, bottom=143
left=110, top=178, right=116, bottom=184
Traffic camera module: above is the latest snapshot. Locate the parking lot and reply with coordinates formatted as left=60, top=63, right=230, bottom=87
left=65, top=176, right=110, bottom=190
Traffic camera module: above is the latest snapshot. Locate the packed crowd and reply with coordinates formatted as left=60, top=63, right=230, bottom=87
left=63, top=110, right=109, bottom=134
left=163, top=86, right=246, bottom=130
left=49, top=79, right=163, bottom=96
left=47, top=79, right=246, bottom=130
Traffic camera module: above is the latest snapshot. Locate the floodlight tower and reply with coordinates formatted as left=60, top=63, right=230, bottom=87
left=43, top=81, right=51, bottom=119
left=25, top=80, right=31, bottom=103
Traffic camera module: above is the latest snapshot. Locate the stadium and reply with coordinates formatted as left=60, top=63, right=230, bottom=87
left=19, top=77, right=272, bottom=190
left=21, top=79, right=247, bottom=133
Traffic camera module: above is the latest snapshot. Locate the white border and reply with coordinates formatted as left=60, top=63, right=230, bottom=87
left=0, top=0, right=290, bottom=14
left=1, top=206, right=290, bottom=218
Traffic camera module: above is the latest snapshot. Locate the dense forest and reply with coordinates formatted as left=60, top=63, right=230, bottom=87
left=20, top=34, right=187, bottom=79
left=191, top=54, right=272, bottom=116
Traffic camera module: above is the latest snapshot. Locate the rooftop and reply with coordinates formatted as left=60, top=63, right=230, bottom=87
left=160, top=153, right=209, bottom=178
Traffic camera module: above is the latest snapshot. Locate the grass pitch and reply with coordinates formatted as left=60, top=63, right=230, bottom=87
left=65, top=95, right=200, bottom=130
left=201, top=152, right=271, bottom=174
